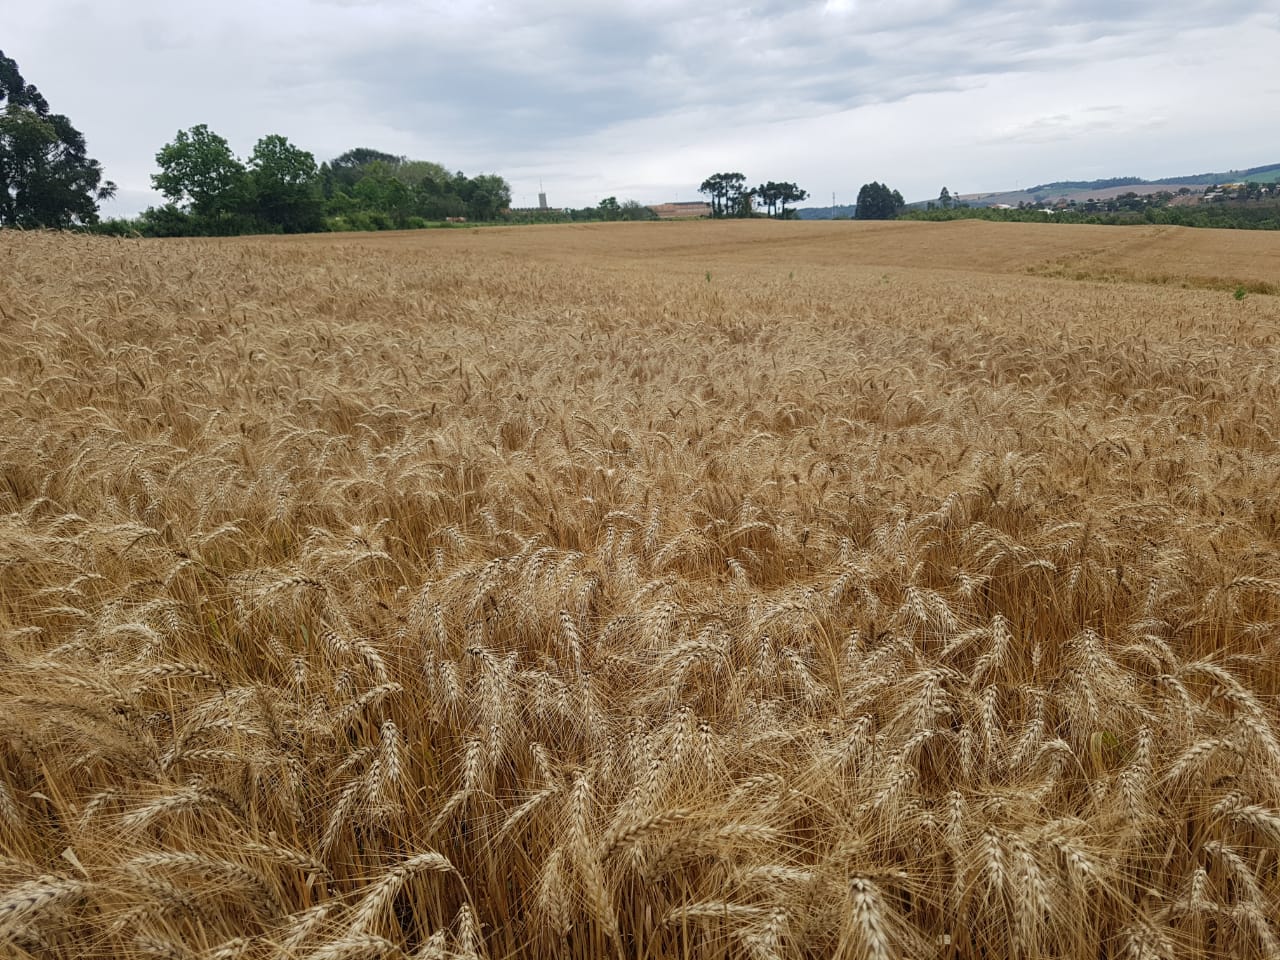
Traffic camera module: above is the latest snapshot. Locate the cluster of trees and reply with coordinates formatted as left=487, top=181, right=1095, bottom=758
left=1, top=46, right=517, bottom=237
left=698, top=173, right=808, bottom=218
left=1, top=49, right=115, bottom=228
left=853, top=182, right=906, bottom=220
left=480, top=196, right=659, bottom=226
left=594, top=197, right=659, bottom=221
left=113, top=127, right=513, bottom=236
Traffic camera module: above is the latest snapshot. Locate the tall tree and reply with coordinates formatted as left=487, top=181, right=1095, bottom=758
left=699, top=173, right=726, bottom=217
left=0, top=49, right=115, bottom=228
left=855, top=182, right=905, bottom=220
left=247, top=134, right=323, bottom=233
left=700, top=172, right=750, bottom=218
left=393, top=160, right=451, bottom=189
left=755, top=181, right=779, bottom=217
left=938, top=186, right=952, bottom=209
left=724, top=173, right=750, bottom=217
left=328, top=148, right=403, bottom=189
left=465, top=173, right=512, bottom=220
left=152, top=125, right=249, bottom=231
left=776, top=181, right=808, bottom=219
left=753, top=181, right=807, bottom=218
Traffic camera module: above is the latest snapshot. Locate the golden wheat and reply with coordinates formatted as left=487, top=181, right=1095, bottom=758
left=1, top=220, right=1279, bottom=958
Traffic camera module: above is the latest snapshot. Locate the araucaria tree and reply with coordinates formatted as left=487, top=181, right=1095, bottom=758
left=699, top=172, right=749, bottom=218
left=0, top=49, right=115, bottom=228
left=701, top=174, right=807, bottom=219
left=855, top=181, right=905, bottom=220
left=756, top=181, right=809, bottom=219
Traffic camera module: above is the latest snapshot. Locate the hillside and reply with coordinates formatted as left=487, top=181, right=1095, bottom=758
left=794, top=161, right=1280, bottom=217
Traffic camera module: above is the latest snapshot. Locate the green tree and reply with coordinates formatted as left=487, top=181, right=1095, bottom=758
left=598, top=196, right=621, bottom=220
left=855, top=182, right=905, bottom=220
left=152, top=125, right=250, bottom=232
left=410, top=174, right=465, bottom=220
left=756, top=181, right=808, bottom=218
left=352, top=162, right=412, bottom=225
left=618, top=199, right=658, bottom=221
left=698, top=173, right=725, bottom=217
left=938, top=186, right=952, bottom=209
left=699, top=172, right=749, bottom=218
left=0, top=49, right=115, bottom=228
left=776, top=181, right=808, bottom=218
left=328, top=148, right=403, bottom=189
left=465, top=173, right=511, bottom=220
left=755, top=181, right=780, bottom=217
left=393, top=159, right=450, bottom=189
left=247, top=134, right=323, bottom=233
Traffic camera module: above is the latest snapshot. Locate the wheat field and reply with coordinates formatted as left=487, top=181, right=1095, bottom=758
left=2, top=220, right=1280, bottom=959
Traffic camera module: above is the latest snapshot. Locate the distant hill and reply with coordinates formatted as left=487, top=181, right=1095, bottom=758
left=795, top=204, right=857, bottom=220
left=1025, top=176, right=1147, bottom=192
left=792, top=162, right=1280, bottom=218
left=1030, top=162, right=1280, bottom=192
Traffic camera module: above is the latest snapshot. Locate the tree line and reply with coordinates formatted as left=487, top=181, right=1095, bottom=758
left=697, top=173, right=809, bottom=218
left=11, top=47, right=1280, bottom=237
left=129, top=127, right=514, bottom=236
left=697, top=173, right=910, bottom=221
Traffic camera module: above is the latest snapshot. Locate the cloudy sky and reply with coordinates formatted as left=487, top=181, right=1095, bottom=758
left=8, top=1, right=1280, bottom=215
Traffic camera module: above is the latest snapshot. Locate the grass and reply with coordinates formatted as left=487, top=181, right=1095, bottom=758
left=1, top=220, right=1280, bottom=959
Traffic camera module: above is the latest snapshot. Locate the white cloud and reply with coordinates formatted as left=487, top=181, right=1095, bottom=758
left=5, top=1, right=1278, bottom=215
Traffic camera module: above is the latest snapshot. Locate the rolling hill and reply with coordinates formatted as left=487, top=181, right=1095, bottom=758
left=794, top=161, right=1280, bottom=217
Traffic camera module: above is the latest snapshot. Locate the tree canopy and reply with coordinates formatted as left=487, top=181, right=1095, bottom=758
left=0, top=49, right=115, bottom=228
left=152, top=124, right=250, bottom=232
left=855, top=182, right=905, bottom=220
left=699, top=173, right=807, bottom=219
left=132, top=126, right=514, bottom=235
left=755, top=181, right=809, bottom=219
left=699, top=172, right=750, bottom=218
left=249, top=135, right=325, bottom=234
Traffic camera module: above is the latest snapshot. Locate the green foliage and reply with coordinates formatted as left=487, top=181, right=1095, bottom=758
left=854, top=182, right=905, bottom=220
left=1234, top=285, right=1248, bottom=301
left=131, top=129, right=516, bottom=236
left=900, top=197, right=1280, bottom=231
left=618, top=199, right=658, bottom=221
left=466, top=173, right=512, bottom=221
left=248, top=134, right=325, bottom=233
left=136, top=203, right=198, bottom=237
left=1028, top=176, right=1147, bottom=193
left=699, top=172, right=749, bottom=218
left=327, top=148, right=402, bottom=191
left=0, top=49, right=115, bottom=228
left=700, top=173, right=807, bottom=219
left=392, top=159, right=451, bottom=189
left=755, top=181, right=808, bottom=218
left=151, top=125, right=251, bottom=234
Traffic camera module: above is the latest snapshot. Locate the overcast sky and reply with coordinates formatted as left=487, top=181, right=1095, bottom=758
left=8, top=1, right=1280, bottom=215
